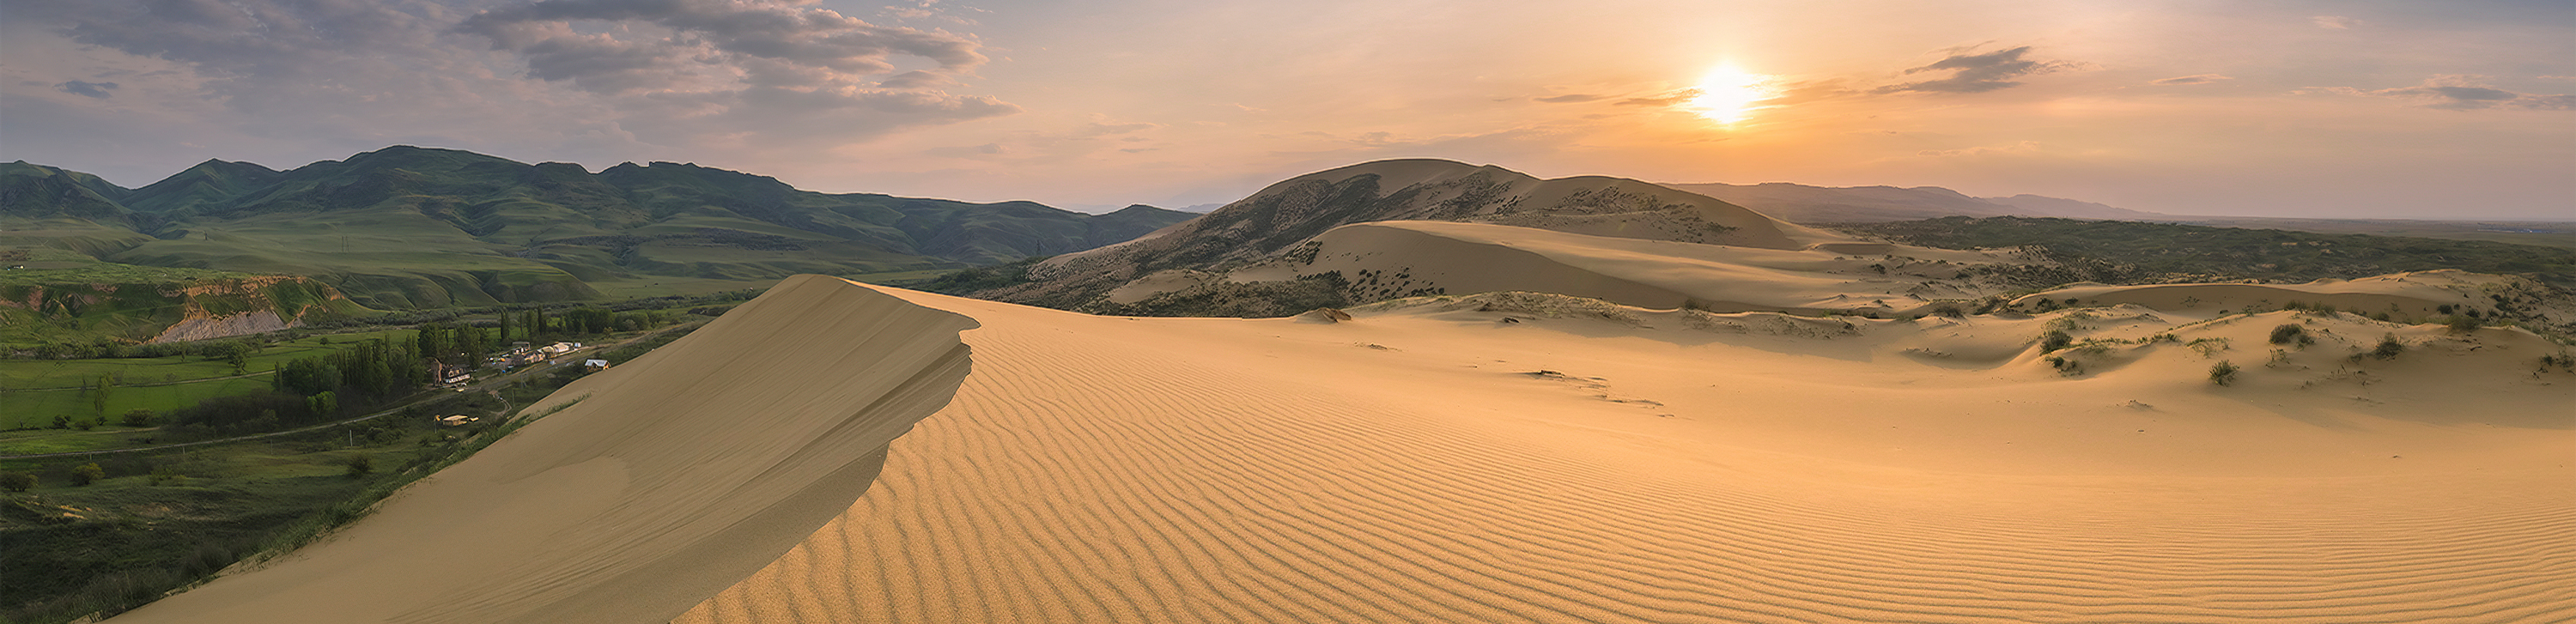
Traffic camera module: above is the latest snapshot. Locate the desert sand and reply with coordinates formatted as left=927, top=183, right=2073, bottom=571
left=108, top=270, right=2573, bottom=623
left=1288, top=220, right=2008, bottom=313
left=675, top=282, right=2574, bottom=623
left=109, top=275, right=979, bottom=624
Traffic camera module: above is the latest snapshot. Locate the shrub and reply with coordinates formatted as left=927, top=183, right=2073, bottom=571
left=120, top=409, right=155, bottom=427
left=2268, top=324, right=2306, bottom=345
left=2039, top=330, right=2073, bottom=353
left=2188, top=337, right=2232, bottom=357
left=345, top=455, right=374, bottom=478
left=0, top=472, right=34, bottom=492
left=2445, top=314, right=2482, bottom=333
left=2209, top=360, right=2240, bottom=386
left=2372, top=333, right=2406, bottom=360
left=70, top=463, right=106, bottom=486
left=2043, top=355, right=2087, bottom=376
left=1929, top=303, right=1967, bottom=318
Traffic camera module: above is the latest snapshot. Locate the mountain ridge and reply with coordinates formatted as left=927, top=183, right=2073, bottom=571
left=0, top=146, right=1199, bottom=311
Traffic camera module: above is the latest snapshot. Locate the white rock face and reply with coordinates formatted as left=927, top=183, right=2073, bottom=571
left=149, top=311, right=297, bottom=343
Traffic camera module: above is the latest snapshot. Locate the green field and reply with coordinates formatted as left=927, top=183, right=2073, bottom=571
left=0, top=321, right=659, bottom=622
left=0, top=389, right=513, bottom=623
left=0, top=329, right=416, bottom=431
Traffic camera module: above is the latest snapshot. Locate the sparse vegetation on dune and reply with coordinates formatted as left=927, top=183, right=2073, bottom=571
left=2208, top=360, right=2240, bottom=385
left=1836, top=216, right=2576, bottom=287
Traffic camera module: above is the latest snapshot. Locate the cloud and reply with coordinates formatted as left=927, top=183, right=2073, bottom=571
left=1073, top=119, right=1158, bottom=137
left=453, top=0, right=1010, bottom=130
left=1917, top=141, right=2044, bottom=158
left=2151, top=74, right=2232, bottom=86
left=1614, top=90, right=1698, bottom=106
left=9, top=0, right=1017, bottom=157
left=55, top=80, right=118, bottom=98
left=925, top=142, right=1004, bottom=158
left=2312, top=15, right=2361, bottom=29
left=2319, top=76, right=2575, bottom=111
left=882, top=0, right=984, bottom=27
left=1876, top=46, right=2074, bottom=94
left=1535, top=94, right=1607, bottom=103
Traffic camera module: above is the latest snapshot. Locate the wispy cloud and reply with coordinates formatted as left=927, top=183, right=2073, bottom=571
left=2312, top=15, right=2361, bottom=30
left=1918, top=141, right=2043, bottom=158
left=2150, top=74, right=2232, bottom=86
left=2318, top=76, right=2574, bottom=111
left=1535, top=94, right=1607, bottom=103
left=1614, top=90, right=1699, bottom=106
left=55, top=80, right=117, bottom=99
left=1876, top=46, right=2075, bottom=94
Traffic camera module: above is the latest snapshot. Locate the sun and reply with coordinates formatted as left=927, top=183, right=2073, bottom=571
left=1687, top=66, right=1777, bottom=124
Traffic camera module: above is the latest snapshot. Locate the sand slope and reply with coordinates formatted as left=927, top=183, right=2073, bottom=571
left=984, top=159, right=1848, bottom=310
left=682, top=286, right=2575, bottom=623
left=111, top=275, right=977, bottom=624
left=1288, top=220, right=2009, bottom=313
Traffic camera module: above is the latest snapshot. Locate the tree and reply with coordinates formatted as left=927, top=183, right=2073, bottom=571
left=308, top=391, right=339, bottom=418
left=70, top=463, right=106, bottom=487
left=121, top=409, right=156, bottom=427
left=222, top=343, right=251, bottom=374
left=0, top=472, right=33, bottom=492
left=92, top=373, right=117, bottom=418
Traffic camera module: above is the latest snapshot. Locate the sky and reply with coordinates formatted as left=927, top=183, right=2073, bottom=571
left=3, top=0, right=2570, bottom=219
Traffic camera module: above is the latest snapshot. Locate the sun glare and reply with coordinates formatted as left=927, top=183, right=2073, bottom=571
left=1688, top=66, right=1777, bottom=124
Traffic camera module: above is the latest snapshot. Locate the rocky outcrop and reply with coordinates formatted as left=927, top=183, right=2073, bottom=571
left=149, top=311, right=298, bottom=343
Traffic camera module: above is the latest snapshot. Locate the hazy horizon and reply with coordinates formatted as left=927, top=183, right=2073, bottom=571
left=3, top=0, right=2568, bottom=220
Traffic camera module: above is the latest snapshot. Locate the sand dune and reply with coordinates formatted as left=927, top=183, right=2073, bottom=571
left=680, top=285, right=2575, bottom=623
left=986, top=159, right=1848, bottom=311
left=110, top=276, right=978, bottom=624
left=2017, top=270, right=2556, bottom=323
left=1280, top=220, right=2008, bottom=313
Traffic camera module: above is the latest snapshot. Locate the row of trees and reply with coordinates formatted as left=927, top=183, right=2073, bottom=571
left=54, top=304, right=685, bottom=437
left=14, top=337, right=265, bottom=362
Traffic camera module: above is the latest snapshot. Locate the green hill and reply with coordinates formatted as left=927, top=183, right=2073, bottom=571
left=2, top=147, right=1199, bottom=311
left=0, top=162, right=132, bottom=222
left=121, top=159, right=283, bottom=214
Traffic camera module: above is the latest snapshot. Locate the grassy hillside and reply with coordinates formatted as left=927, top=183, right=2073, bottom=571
left=0, top=250, right=371, bottom=349
left=2, top=147, right=1199, bottom=314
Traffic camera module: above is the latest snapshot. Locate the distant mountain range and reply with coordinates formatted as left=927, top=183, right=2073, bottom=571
left=1656, top=181, right=2169, bottom=223
left=1, top=147, right=1197, bottom=310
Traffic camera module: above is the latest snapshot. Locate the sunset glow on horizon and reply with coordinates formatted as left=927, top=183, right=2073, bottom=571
left=1686, top=66, right=1778, bottom=124
left=1, top=0, right=2567, bottom=220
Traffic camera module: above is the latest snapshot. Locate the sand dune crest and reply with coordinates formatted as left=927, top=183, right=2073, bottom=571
left=111, top=276, right=977, bottom=624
